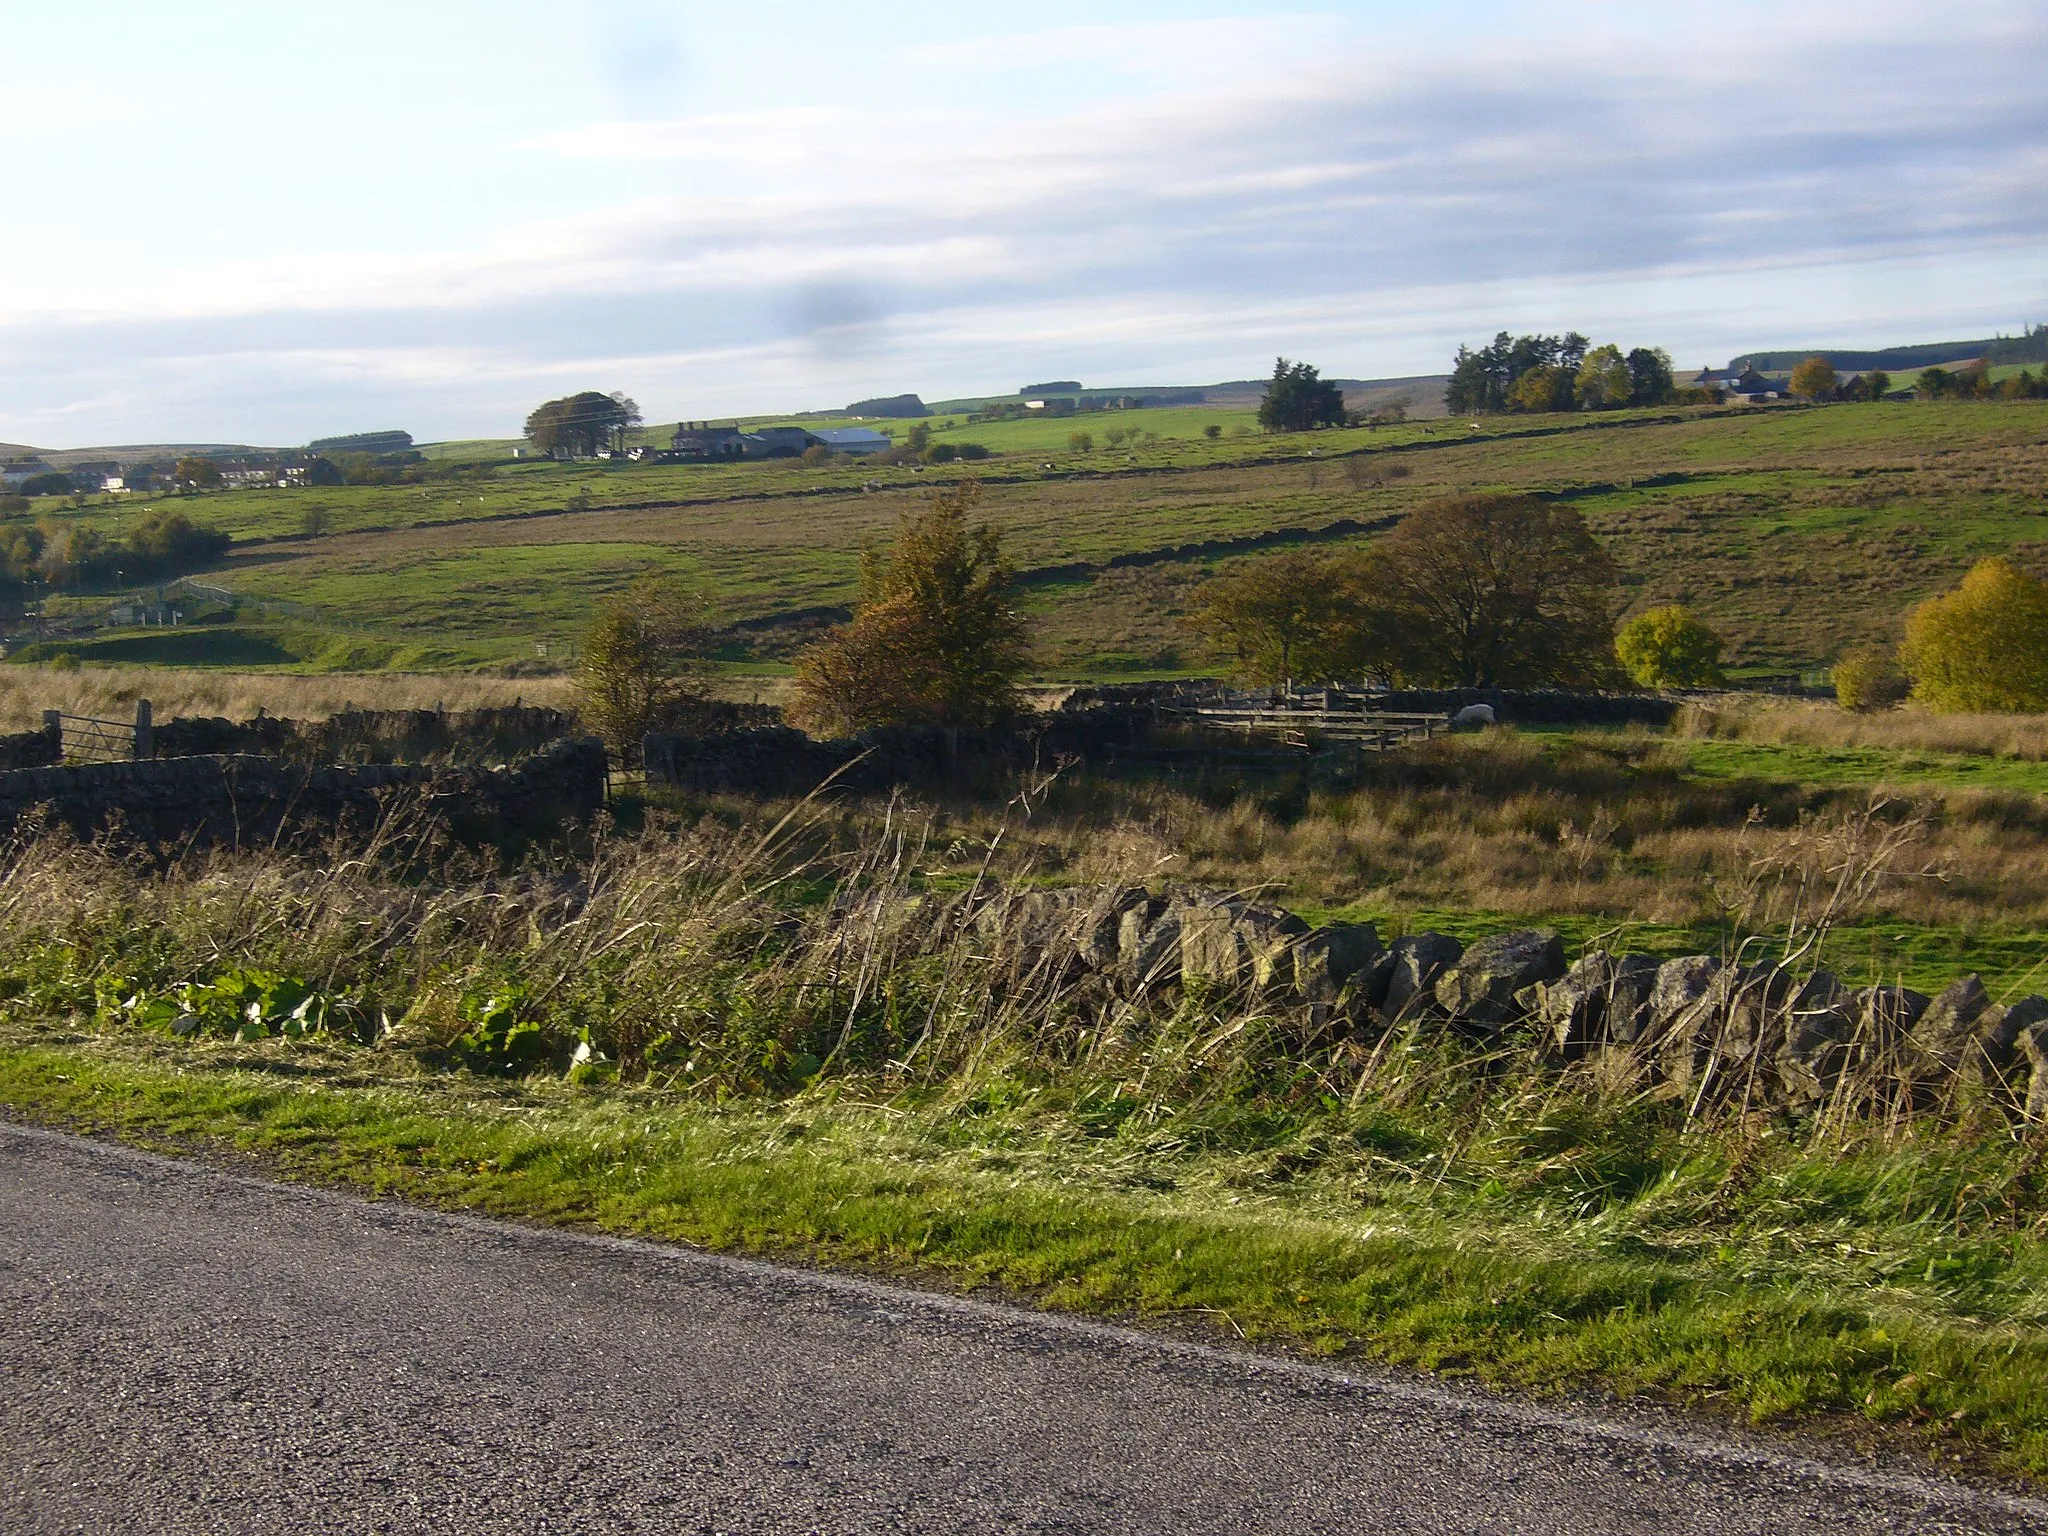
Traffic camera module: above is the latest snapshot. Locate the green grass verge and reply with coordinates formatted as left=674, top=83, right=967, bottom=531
left=3, top=1026, right=2044, bottom=1481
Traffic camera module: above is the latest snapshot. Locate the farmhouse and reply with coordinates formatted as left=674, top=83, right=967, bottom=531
left=1699, top=367, right=1786, bottom=404
left=0, top=458, right=57, bottom=489
left=670, top=422, right=749, bottom=460
left=669, top=422, right=862, bottom=459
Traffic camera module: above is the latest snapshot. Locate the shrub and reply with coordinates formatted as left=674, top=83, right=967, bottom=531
left=791, top=480, right=1026, bottom=734
left=126, top=509, right=230, bottom=573
left=1900, top=558, right=2048, bottom=713
left=1831, top=647, right=1910, bottom=711
left=1066, top=431, right=1094, bottom=453
left=577, top=575, right=713, bottom=761
left=1615, top=605, right=1724, bottom=688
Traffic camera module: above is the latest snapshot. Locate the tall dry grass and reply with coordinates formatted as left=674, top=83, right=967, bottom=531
left=1, top=785, right=2033, bottom=1141
left=825, top=734, right=2048, bottom=932
left=0, top=664, right=579, bottom=732
left=693, top=743, right=2042, bottom=944
left=1679, top=698, right=2048, bottom=759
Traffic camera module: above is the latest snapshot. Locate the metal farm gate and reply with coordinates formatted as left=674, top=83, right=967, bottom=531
left=46, top=700, right=152, bottom=763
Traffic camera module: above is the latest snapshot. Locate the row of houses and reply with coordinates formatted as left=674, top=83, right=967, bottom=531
left=3, top=454, right=334, bottom=496
left=2, top=457, right=139, bottom=493
left=1690, top=364, right=1902, bottom=404
left=666, top=422, right=893, bottom=461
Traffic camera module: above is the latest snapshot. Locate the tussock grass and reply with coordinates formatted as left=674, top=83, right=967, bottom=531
left=789, top=735, right=2048, bottom=974
left=1682, top=699, right=2048, bottom=761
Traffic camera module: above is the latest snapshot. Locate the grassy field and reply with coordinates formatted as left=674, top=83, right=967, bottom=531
left=13, top=397, right=2045, bottom=678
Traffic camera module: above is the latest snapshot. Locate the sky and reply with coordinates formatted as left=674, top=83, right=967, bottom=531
left=1, top=0, right=2043, bottom=448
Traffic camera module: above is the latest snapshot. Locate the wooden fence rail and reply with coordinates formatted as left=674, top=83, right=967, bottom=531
left=1163, top=702, right=1449, bottom=753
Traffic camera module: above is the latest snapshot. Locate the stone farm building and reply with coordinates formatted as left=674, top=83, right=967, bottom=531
left=668, top=423, right=892, bottom=460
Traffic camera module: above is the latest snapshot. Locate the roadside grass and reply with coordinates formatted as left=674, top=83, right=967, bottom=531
left=3, top=1026, right=2045, bottom=1480
left=1, top=777, right=2046, bottom=1481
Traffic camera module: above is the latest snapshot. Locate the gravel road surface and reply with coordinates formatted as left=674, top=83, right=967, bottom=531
left=3, top=1121, right=2043, bottom=1535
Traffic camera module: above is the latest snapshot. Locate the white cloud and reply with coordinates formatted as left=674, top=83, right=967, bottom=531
left=2, top=2, right=2043, bottom=443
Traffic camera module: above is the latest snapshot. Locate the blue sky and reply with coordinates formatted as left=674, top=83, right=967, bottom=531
left=1, top=0, right=2043, bottom=447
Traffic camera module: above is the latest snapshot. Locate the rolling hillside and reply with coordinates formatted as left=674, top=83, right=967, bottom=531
left=8, top=397, right=2046, bottom=680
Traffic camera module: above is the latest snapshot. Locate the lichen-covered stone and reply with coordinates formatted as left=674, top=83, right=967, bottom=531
left=1433, top=930, right=1565, bottom=1032
left=1380, top=933, right=1463, bottom=1023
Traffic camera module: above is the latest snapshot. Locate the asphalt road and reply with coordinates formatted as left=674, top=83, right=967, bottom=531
left=3, top=1122, right=2043, bottom=1536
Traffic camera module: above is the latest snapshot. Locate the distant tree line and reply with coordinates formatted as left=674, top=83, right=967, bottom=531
left=1445, top=332, right=1675, bottom=415
left=0, top=508, right=230, bottom=592
left=1914, top=365, right=2048, bottom=401
left=1783, top=355, right=2047, bottom=403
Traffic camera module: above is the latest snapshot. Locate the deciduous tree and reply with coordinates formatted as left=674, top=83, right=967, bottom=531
left=1789, top=357, right=1839, bottom=401
left=578, top=574, right=713, bottom=760
left=1193, top=552, right=1385, bottom=683
left=1574, top=346, right=1633, bottom=410
left=1506, top=365, right=1572, bottom=414
left=792, top=481, right=1026, bottom=734
left=1626, top=347, right=1675, bottom=406
left=1899, top=557, right=2048, bottom=713
left=1365, top=494, right=1620, bottom=687
left=524, top=391, right=642, bottom=458
left=173, top=455, right=222, bottom=491
left=1615, top=605, right=1724, bottom=687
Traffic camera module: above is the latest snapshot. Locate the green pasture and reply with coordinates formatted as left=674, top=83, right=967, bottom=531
left=1675, top=738, right=2048, bottom=797
left=9, top=398, right=2048, bottom=676
left=230, top=541, right=834, bottom=644
left=7, top=622, right=517, bottom=672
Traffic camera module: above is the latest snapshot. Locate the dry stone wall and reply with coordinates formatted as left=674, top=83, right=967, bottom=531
left=151, top=704, right=579, bottom=764
left=0, top=718, right=60, bottom=770
left=929, top=882, right=2048, bottom=1118
left=0, top=737, right=607, bottom=848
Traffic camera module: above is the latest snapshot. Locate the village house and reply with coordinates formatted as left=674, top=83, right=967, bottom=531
left=0, top=458, right=58, bottom=489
